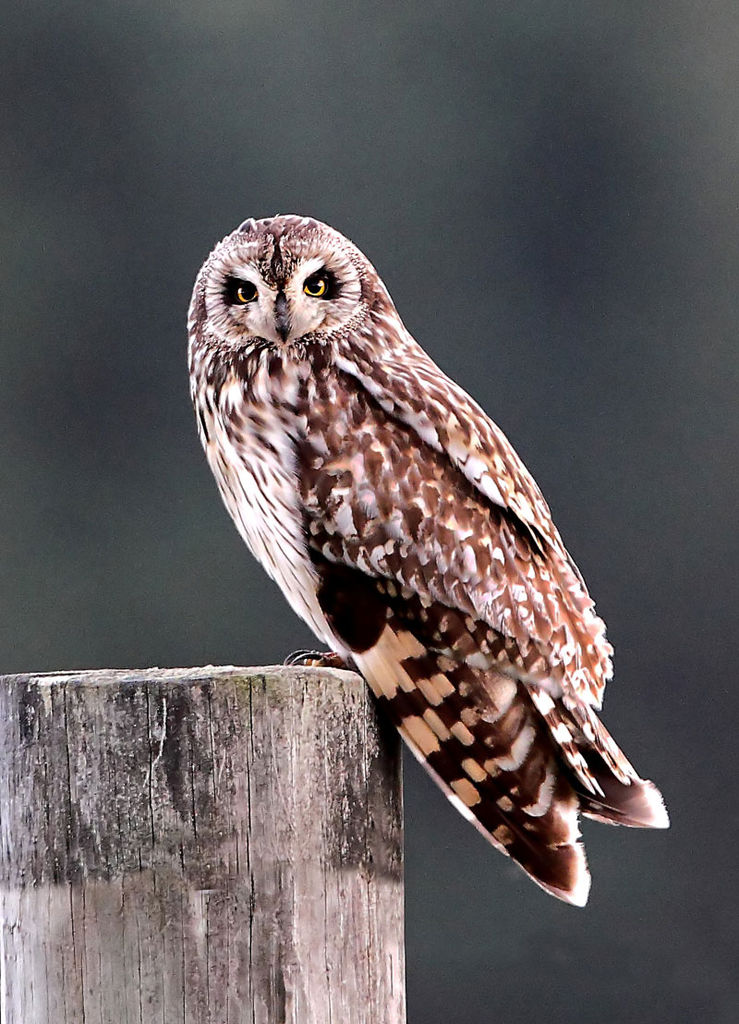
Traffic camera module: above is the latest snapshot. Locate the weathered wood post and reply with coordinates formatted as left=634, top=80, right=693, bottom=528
left=0, top=666, right=405, bottom=1023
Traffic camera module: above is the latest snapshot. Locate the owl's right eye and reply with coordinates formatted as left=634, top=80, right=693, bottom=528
left=226, top=278, right=258, bottom=304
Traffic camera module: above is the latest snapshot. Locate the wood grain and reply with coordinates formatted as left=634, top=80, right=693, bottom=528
left=0, top=666, right=405, bottom=1023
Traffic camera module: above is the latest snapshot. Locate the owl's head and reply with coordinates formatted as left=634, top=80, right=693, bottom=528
left=190, top=215, right=384, bottom=353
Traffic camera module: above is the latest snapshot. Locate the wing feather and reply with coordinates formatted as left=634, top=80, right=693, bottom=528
left=314, top=555, right=591, bottom=905
left=300, top=356, right=611, bottom=706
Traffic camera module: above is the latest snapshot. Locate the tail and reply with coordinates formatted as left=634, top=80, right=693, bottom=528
left=316, top=561, right=667, bottom=906
left=578, top=764, right=669, bottom=829
left=529, top=691, right=670, bottom=829
left=351, top=618, right=593, bottom=906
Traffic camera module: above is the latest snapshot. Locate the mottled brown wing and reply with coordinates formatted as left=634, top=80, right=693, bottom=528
left=300, top=361, right=610, bottom=708
left=334, top=332, right=612, bottom=708
left=297, top=366, right=666, bottom=902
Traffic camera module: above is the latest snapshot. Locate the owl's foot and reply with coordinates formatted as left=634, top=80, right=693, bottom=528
left=284, top=649, right=350, bottom=670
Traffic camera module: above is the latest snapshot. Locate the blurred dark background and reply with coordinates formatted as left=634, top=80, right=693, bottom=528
left=2, top=2, right=737, bottom=1021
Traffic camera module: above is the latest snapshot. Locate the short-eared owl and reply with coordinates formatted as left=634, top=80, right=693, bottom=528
left=188, top=215, right=668, bottom=905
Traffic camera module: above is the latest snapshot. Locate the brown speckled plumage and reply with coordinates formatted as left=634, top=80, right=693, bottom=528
left=188, top=214, right=668, bottom=905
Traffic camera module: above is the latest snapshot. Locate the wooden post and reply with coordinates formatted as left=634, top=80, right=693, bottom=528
left=0, top=666, right=405, bottom=1024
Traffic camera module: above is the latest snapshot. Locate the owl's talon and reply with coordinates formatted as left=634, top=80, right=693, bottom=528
left=284, top=649, right=348, bottom=669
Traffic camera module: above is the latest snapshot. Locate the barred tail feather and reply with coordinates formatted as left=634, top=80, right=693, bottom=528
left=575, top=749, right=669, bottom=829
left=315, top=560, right=665, bottom=906
left=352, top=621, right=592, bottom=907
left=532, top=693, right=670, bottom=829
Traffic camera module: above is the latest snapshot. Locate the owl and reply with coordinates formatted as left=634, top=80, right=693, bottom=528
left=188, top=215, right=668, bottom=905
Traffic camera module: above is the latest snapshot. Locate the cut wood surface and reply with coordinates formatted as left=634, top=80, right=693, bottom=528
left=0, top=665, right=405, bottom=1024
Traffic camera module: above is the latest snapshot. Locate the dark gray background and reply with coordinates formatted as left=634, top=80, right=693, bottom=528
left=2, top=2, right=737, bottom=1021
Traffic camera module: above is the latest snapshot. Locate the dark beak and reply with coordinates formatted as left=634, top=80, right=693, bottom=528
left=274, top=290, right=291, bottom=342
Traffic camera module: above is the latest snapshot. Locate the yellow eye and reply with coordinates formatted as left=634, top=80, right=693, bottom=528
left=235, top=281, right=258, bottom=303
left=227, top=278, right=258, bottom=304
left=303, top=272, right=328, bottom=298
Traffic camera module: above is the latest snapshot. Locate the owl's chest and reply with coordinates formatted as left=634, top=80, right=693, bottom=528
left=194, top=363, right=336, bottom=645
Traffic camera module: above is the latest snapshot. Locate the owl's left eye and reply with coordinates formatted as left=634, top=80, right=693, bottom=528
left=303, top=271, right=330, bottom=298
left=226, top=278, right=258, bottom=304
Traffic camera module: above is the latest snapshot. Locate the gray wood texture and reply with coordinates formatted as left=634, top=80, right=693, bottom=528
left=0, top=666, right=405, bottom=1024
